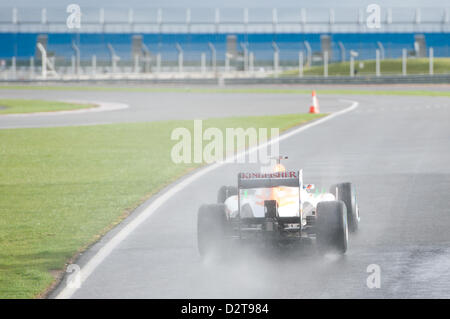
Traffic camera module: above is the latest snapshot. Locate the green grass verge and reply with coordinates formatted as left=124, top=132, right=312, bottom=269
left=1, top=86, right=450, bottom=97
left=0, top=113, right=325, bottom=298
left=0, top=99, right=95, bottom=115
left=281, top=57, right=450, bottom=77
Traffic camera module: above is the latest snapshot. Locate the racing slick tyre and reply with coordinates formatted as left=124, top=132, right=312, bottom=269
left=330, top=182, right=360, bottom=233
left=197, top=204, right=229, bottom=259
left=217, top=186, right=238, bottom=204
left=316, top=201, right=348, bottom=254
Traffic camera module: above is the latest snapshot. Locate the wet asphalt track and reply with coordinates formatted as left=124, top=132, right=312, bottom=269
left=0, top=89, right=346, bottom=128
left=2, top=88, right=450, bottom=298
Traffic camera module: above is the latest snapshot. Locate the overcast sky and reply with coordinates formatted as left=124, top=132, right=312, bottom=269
left=2, top=0, right=449, bottom=8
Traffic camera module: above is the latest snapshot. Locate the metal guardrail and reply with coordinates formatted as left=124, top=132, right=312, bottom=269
left=1, top=74, right=450, bottom=85
left=0, top=44, right=444, bottom=81
left=228, top=74, right=450, bottom=84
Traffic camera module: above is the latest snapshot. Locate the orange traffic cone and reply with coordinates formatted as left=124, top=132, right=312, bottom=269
left=309, top=90, right=320, bottom=114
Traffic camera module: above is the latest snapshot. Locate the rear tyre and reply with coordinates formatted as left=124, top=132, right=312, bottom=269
left=217, top=185, right=238, bottom=204
left=316, top=200, right=348, bottom=254
left=197, top=204, right=228, bottom=259
left=330, top=182, right=360, bottom=232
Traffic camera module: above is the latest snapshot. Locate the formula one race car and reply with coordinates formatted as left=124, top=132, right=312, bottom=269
left=197, top=157, right=360, bottom=258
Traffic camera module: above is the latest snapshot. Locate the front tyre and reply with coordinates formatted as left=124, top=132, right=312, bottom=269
left=197, top=204, right=228, bottom=259
left=330, top=182, right=360, bottom=232
left=217, top=186, right=238, bottom=203
left=316, top=200, right=348, bottom=254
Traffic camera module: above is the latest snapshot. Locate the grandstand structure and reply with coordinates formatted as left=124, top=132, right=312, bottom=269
left=0, top=6, right=449, bottom=79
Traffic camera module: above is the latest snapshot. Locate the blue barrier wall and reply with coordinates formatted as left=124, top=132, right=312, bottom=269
left=1, top=32, right=449, bottom=61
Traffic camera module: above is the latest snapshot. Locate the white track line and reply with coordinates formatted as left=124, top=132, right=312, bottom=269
left=55, top=99, right=359, bottom=299
left=0, top=100, right=128, bottom=117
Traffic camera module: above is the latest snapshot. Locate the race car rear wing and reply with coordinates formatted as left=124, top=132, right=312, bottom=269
left=238, top=171, right=300, bottom=189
